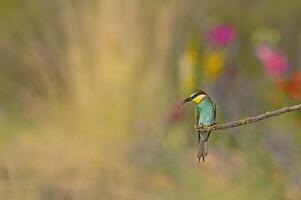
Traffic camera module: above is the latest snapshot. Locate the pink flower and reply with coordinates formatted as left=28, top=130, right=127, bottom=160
left=255, top=44, right=289, bottom=77
left=206, top=24, right=236, bottom=47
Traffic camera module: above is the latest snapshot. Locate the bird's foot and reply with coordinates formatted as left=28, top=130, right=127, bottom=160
left=202, top=125, right=210, bottom=129
left=194, top=125, right=199, bottom=129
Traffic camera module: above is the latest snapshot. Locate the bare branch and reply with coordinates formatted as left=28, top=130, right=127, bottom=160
left=195, top=104, right=301, bottom=132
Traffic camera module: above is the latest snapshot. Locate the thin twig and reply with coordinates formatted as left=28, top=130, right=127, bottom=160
left=195, top=104, right=301, bottom=132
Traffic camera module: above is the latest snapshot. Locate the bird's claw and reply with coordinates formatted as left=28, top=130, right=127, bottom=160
left=200, top=125, right=209, bottom=129
left=194, top=125, right=200, bottom=129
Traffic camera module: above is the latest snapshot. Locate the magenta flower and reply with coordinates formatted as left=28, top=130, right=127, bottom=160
left=206, top=24, right=236, bottom=47
left=255, top=44, right=289, bottom=77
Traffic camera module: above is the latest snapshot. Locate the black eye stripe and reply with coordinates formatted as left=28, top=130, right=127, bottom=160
left=190, top=90, right=206, bottom=99
left=191, top=93, right=200, bottom=99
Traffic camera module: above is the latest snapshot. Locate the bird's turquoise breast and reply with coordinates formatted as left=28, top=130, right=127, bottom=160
left=196, top=96, right=215, bottom=126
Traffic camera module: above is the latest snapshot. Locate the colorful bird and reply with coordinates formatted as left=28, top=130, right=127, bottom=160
left=180, top=89, right=216, bottom=162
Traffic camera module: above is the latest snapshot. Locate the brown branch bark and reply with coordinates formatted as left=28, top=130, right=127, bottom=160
left=195, top=104, right=301, bottom=132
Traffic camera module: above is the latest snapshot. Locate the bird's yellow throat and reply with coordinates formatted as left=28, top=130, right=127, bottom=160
left=192, top=94, right=206, bottom=104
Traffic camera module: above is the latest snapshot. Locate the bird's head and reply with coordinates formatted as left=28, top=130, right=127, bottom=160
left=181, top=89, right=207, bottom=106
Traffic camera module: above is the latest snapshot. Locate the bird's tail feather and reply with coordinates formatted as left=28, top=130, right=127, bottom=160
left=197, top=141, right=208, bottom=162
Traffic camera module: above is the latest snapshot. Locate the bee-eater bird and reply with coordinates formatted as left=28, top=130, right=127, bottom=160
left=180, top=89, right=216, bottom=162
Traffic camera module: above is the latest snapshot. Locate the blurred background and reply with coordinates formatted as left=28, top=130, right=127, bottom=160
left=0, top=0, right=301, bottom=199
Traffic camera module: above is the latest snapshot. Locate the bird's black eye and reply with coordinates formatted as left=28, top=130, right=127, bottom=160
left=190, top=92, right=200, bottom=99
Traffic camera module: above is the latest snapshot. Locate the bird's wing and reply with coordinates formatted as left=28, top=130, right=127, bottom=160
left=213, top=101, right=217, bottom=121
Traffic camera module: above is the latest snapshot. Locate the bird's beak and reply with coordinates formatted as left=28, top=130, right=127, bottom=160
left=181, top=96, right=193, bottom=106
